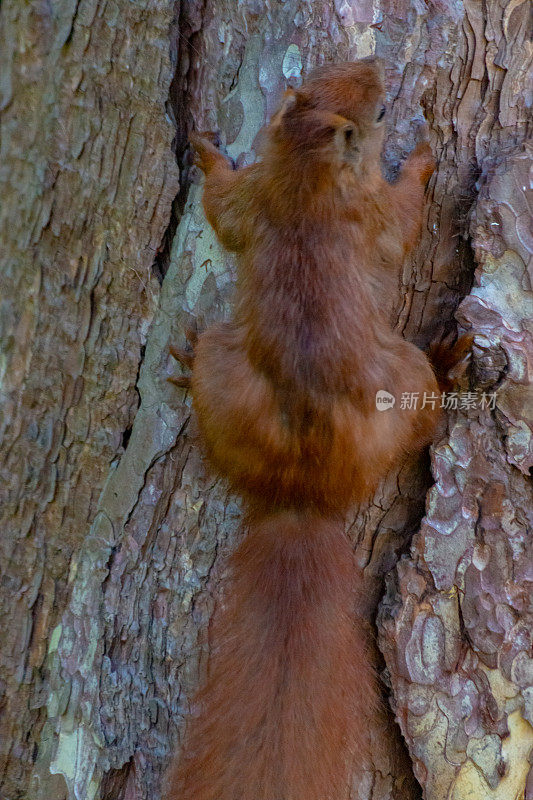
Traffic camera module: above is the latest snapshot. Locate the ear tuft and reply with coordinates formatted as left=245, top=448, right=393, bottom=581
left=275, top=88, right=309, bottom=120
left=278, top=89, right=298, bottom=117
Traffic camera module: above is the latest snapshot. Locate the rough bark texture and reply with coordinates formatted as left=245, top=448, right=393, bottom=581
left=379, top=147, right=533, bottom=800
left=0, top=1, right=181, bottom=797
left=376, top=6, right=533, bottom=800
left=0, top=2, right=530, bottom=800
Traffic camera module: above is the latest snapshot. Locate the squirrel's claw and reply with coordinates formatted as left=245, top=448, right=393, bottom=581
left=168, top=330, right=198, bottom=390
left=190, top=131, right=230, bottom=174
left=169, top=344, right=194, bottom=370
left=429, top=332, right=474, bottom=392
left=167, top=374, right=192, bottom=389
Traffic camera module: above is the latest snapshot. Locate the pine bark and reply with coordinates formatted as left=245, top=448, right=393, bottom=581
left=0, top=1, right=530, bottom=799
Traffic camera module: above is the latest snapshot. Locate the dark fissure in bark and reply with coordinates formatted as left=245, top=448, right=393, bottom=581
left=100, top=757, right=135, bottom=800
left=152, top=1, right=208, bottom=284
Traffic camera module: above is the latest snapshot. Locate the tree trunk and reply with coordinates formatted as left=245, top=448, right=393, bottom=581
left=0, top=1, right=530, bottom=799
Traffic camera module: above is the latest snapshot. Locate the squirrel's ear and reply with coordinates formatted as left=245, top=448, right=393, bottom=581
left=271, top=88, right=308, bottom=126
left=278, top=88, right=298, bottom=116
left=335, top=121, right=360, bottom=164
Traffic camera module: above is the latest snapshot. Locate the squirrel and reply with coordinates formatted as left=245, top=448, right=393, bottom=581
left=166, top=58, right=469, bottom=800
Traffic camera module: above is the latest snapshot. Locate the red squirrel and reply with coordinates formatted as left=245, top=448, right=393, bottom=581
left=167, top=59, right=465, bottom=800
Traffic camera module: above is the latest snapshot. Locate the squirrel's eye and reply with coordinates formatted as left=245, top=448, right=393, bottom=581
left=376, top=105, right=386, bottom=122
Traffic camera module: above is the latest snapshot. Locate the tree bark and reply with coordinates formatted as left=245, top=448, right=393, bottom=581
left=0, top=1, right=530, bottom=800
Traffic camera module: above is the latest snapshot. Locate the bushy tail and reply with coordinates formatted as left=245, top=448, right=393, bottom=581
left=167, top=510, right=376, bottom=800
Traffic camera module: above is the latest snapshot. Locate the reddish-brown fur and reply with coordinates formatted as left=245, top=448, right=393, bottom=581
left=168, top=513, right=372, bottom=800
left=167, top=59, right=453, bottom=800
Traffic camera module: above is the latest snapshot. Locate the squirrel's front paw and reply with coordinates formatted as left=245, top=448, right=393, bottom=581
left=405, top=119, right=435, bottom=185
left=190, top=131, right=228, bottom=174
left=407, top=140, right=436, bottom=186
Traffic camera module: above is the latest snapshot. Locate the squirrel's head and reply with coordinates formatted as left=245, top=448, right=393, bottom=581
left=270, top=91, right=361, bottom=171
left=302, top=58, right=386, bottom=125
left=270, top=58, right=387, bottom=176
